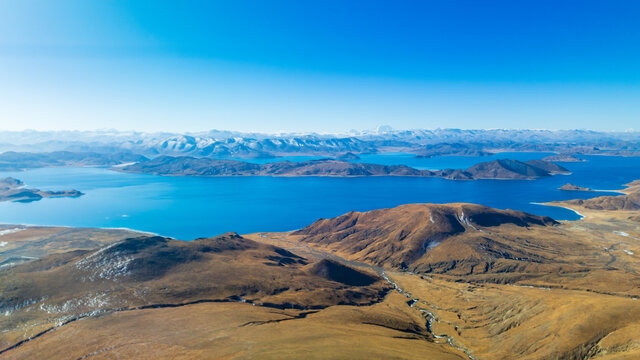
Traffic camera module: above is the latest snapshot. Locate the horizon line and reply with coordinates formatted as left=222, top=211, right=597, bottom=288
left=0, top=127, right=638, bottom=136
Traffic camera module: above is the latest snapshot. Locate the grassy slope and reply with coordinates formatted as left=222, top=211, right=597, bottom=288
left=248, top=188, right=640, bottom=359
left=1, top=232, right=468, bottom=359
left=2, top=181, right=640, bottom=359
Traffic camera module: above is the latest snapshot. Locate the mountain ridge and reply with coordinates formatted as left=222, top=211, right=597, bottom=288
left=117, top=156, right=570, bottom=180
left=291, top=203, right=561, bottom=274
left=2, top=129, right=639, bottom=158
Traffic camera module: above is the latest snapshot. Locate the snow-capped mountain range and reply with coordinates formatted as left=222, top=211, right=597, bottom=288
left=0, top=128, right=639, bottom=158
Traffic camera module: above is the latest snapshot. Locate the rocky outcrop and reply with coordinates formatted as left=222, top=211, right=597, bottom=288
left=559, top=183, right=593, bottom=191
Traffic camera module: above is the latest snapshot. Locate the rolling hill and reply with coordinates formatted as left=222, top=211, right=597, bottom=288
left=3, top=232, right=468, bottom=359
left=290, top=203, right=581, bottom=277
left=3, top=183, right=640, bottom=358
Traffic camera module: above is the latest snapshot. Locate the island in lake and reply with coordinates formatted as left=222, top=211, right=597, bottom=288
left=559, top=183, right=593, bottom=191
left=0, top=177, right=83, bottom=202
left=117, top=156, right=570, bottom=180
left=542, top=154, right=587, bottom=162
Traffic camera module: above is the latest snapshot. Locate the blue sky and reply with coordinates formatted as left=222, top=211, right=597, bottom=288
left=1, top=0, right=639, bottom=133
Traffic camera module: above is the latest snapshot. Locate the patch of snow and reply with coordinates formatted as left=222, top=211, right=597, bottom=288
left=510, top=284, right=551, bottom=290
left=0, top=241, right=7, bottom=247
left=40, top=293, right=111, bottom=314
left=0, top=228, right=23, bottom=236
left=75, top=242, right=134, bottom=281
left=614, top=231, right=640, bottom=240
left=111, top=162, right=137, bottom=168
left=624, top=250, right=634, bottom=255
left=1, top=297, right=47, bottom=316
left=427, top=241, right=441, bottom=249
left=458, top=210, right=481, bottom=231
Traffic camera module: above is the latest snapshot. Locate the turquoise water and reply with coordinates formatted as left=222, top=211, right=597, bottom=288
left=0, top=153, right=637, bottom=240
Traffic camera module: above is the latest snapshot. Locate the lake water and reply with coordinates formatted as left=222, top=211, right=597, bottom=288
left=0, top=153, right=637, bottom=240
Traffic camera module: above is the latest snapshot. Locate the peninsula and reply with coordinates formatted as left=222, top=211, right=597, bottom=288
left=553, top=180, right=640, bottom=211
left=0, top=151, right=148, bottom=171
left=117, top=156, right=570, bottom=180
left=0, top=177, right=83, bottom=202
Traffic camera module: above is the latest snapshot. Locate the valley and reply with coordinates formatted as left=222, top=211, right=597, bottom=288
left=248, top=184, right=640, bottom=359
left=0, top=179, right=639, bottom=358
left=3, top=1, right=639, bottom=358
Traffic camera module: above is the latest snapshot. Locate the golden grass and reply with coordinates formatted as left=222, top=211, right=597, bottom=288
left=247, top=192, right=640, bottom=359
left=1, top=293, right=465, bottom=360
left=2, top=180, right=640, bottom=359
left=388, top=271, right=640, bottom=359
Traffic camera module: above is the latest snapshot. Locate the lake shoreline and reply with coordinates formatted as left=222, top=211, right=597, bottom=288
left=0, top=153, right=636, bottom=239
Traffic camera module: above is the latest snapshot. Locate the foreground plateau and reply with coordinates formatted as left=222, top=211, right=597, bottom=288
left=0, top=181, right=639, bottom=359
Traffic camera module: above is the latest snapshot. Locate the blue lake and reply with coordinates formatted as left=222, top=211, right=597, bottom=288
left=0, top=153, right=637, bottom=240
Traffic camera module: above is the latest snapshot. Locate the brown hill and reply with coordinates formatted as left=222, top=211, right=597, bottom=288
left=292, top=203, right=563, bottom=275
left=0, top=226, right=144, bottom=268
left=2, top=228, right=488, bottom=359
left=251, top=195, right=640, bottom=359
left=119, top=156, right=569, bottom=180
left=119, top=156, right=424, bottom=176
left=261, top=159, right=424, bottom=176
left=0, top=232, right=392, bottom=354
left=463, top=159, right=568, bottom=179
left=523, top=159, right=571, bottom=174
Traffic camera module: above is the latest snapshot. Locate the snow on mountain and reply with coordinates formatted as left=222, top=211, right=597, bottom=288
left=1, top=129, right=639, bottom=158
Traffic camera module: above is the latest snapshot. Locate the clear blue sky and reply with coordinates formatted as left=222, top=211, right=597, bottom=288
left=1, top=0, right=639, bottom=133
